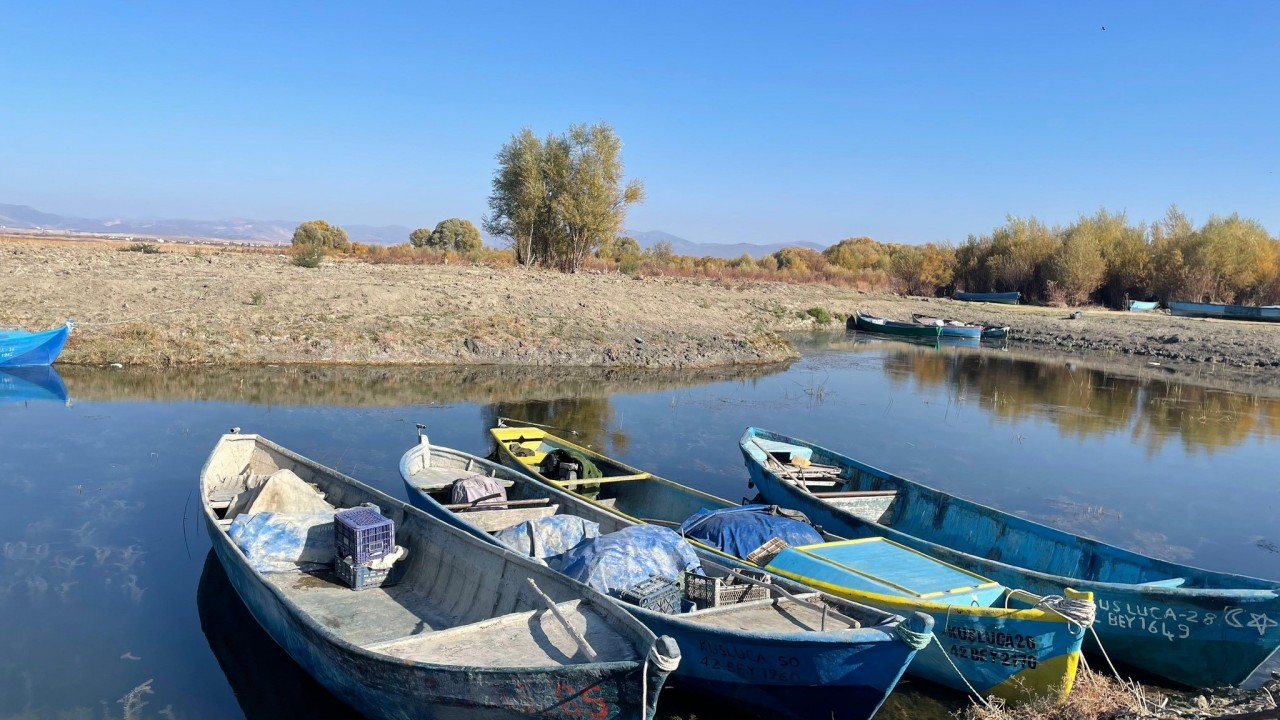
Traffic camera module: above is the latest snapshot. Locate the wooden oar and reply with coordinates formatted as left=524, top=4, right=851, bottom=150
left=526, top=579, right=598, bottom=661
left=750, top=438, right=808, bottom=491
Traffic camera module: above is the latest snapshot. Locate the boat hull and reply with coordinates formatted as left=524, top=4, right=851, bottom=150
left=480, top=430, right=1089, bottom=706
left=740, top=428, right=1280, bottom=689
left=1168, top=301, right=1280, bottom=322
left=1128, top=300, right=1159, bottom=312
left=953, top=292, right=1021, bottom=304
left=403, top=443, right=922, bottom=720
left=205, top=436, right=671, bottom=720
left=849, top=312, right=943, bottom=339
left=0, top=322, right=72, bottom=367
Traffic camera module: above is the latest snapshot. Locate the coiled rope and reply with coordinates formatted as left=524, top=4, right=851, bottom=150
left=1004, top=590, right=1098, bottom=634
left=894, top=622, right=932, bottom=650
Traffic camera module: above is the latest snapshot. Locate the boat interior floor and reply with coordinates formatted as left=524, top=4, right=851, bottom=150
left=264, top=556, right=636, bottom=667
left=686, top=595, right=859, bottom=633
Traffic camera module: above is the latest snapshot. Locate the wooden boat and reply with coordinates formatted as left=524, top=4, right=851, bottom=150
left=488, top=425, right=1090, bottom=704
left=910, top=314, right=1010, bottom=340
left=0, top=366, right=68, bottom=405
left=401, top=431, right=929, bottom=720
left=1127, top=300, right=1159, bottom=312
left=0, top=320, right=72, bottom=367
left=1168, top=300, right=1280, bottom=323
left=739, top=427, right=1280, bottom=689
left=848, top=311, right=942, bottom=339
left=953, top=291, right=1021, bottom=304
left=201, top=431, right=678, bottom=720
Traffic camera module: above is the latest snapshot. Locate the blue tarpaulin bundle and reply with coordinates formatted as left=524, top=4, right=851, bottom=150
left=492, top=515, right=600, bottom=560
left=229, top=511, right=335, bottom=573
left=678, top=505, right=822, bottom=560
left=559, top=525, right=701, bottom=596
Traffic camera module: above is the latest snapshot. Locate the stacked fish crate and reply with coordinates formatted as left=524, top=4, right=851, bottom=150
left=334, top=506, right=397, bottom=590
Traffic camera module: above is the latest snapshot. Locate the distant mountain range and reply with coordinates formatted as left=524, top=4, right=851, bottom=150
left=0, top=203, right=830, bottom=258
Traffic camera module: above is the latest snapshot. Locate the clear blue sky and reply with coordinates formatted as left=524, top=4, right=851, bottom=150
left=2, top=2, right=1276, bottom=245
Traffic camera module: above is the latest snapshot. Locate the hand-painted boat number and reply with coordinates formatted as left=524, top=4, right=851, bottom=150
left=695, top=639, right=804, bottom=682
left=1098, top=599, right=1277, bottom=640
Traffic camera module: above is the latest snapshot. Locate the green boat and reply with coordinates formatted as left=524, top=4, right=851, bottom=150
left=848, top=311, right=943, bottom=339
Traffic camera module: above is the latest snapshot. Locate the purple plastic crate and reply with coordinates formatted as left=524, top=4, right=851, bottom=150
left=335, top=556, right=394, bottom=591
left=335, top=507, right=394, bottom=564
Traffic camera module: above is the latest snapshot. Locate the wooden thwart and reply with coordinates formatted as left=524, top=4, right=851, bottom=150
left=812, top=490, right=896, bottom=499
left=442, top=497, right=552, bottom=510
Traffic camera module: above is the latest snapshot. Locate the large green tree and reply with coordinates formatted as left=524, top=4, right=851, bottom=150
left=486, top=122, right=643, bottom=272
left=291, top=220, right=349, bottom=251
left=427, top=218, right=483, bottom=253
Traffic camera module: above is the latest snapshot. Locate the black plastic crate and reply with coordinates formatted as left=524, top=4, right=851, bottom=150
left=618, top=575, right=680, bottom=614
left=335, top=556, right=395, bottom=591
left=335, top=507, right=395, bottom=564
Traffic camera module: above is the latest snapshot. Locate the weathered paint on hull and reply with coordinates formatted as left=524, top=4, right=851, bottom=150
left=206, top=514, right=663, bottom=720
left=0, top=323, right=71, bottom=367
left=741, top=428, right=1280, bottom=689
left=405, top=488, right=921, bottom=720
left=953, top=292, right=1020, bottom=304
left=1168, top=301, right=1280, bottom=322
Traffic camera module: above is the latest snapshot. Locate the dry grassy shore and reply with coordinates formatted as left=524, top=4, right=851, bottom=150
left=4, top=238, right=1280, bottom=381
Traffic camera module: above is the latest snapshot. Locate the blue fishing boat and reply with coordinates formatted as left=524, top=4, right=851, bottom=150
left=739, top=427, right=1280, bottom=689
left=954, top=291, right=1021, bottom=305
left=0, top=365, right=68, bottom=405
left=1127, top=300, right=1160, bottom=312
left=909, top=314, right=984, bottom=339
left=487, top=425, right=1090, bottom=705
left=1168, top=301, right=1280, bottom=323
left=849, top=311, right=942, bottom=339
left=202, top=431, right=678, bottom=720
left=401, top=430, right=929, bottom=720
left=0, top=320, right=73, bottom=367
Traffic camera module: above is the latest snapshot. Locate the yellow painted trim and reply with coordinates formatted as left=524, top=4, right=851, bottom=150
left=988, top=650, right=1081, bottom=705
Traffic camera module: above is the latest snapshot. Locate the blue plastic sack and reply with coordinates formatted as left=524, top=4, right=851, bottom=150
left=492, top=515, right=599, bottom=560
left=558, top=525, right=701, bottom=596
left=229, top=511, right=335, bottom=574
left=678, top=505, right=822, bottom=560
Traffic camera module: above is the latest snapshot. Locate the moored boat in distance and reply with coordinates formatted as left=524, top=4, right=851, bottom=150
left=953, top=291, right=1021, bottom=304
left=201, top=431, right=678, bottom=720
left=849, top=311, right=943, bottom=339
left=404, top=429, right=929, bottom=720
left=1168, top=300, right=1280, bottom=323
left=910, top=313, right=1010, bottom=340
left=1127, top=300, right=1160, bottom=312
left=488, top=425, right=1090, bottom=705
left=739, top=427, right=1280, bottom=690
left=0, top=320, right=73, bottom=367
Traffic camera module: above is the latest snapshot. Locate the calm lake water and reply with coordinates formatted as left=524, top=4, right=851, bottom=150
left=2, top=335, right=1278, bottom=719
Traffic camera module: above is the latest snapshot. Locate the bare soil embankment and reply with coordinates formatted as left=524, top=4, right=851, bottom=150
left=4, top=239, right=1279, bottom=380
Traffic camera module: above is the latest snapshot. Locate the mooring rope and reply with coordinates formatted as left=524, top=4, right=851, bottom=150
left=893, top=621, right=932, bottom=650
left=642, top=643, right=681, bottom=720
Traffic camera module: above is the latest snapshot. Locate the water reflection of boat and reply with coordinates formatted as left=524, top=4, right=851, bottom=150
left=0, top=365, right=68, bottom=405
left=740, top=427, right=1280, bottom=690
left=404, top=431, right=928, bottom=720
left=200, top=431, right=676, bottom=719
left=488, top=426, right=1085, bottom=706
left=197, top=551, right=360, bottom=719
left=0, top=320, right=73, bottom=366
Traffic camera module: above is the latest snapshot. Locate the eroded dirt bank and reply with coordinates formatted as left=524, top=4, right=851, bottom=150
left=4, top=240, right=1279, bottom=380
